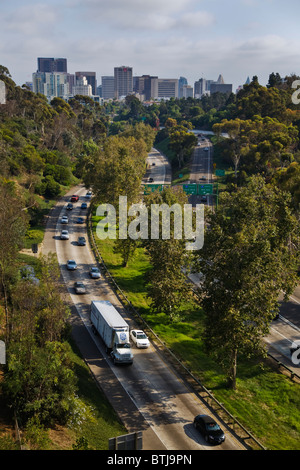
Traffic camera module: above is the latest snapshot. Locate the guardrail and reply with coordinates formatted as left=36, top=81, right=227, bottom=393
left=87, top=210, right=266, bottom=450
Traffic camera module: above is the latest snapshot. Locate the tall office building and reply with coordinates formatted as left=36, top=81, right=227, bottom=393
left=75, top=71, right=97, bottom=95
left=114, top=66, right=133, bottom=99
left=102, top=76, right=115, bottom=100
left=37, top=57, right=67, bottom=73
left=32, top=72, right=69, bottom=101
left=194, top=78, right=207, bottom=98
left=133, top=75, right=158, bottom=101
left=178, top=76, right=188, bottom=98
left=157, top=79, right=178, bottom=99
left=72, top=76, right=92, bottom=97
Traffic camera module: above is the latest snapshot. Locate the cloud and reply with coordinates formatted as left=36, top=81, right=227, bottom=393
left=3, top=3, right=58, bottom=35
left=178, top=11, right=215, bottom=28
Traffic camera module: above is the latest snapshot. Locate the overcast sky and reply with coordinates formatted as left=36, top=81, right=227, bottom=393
left=1, top=0, right=300, bottom=91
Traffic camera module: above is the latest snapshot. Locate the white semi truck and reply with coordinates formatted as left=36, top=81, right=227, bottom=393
left=90, top=300, right=133, bottom=365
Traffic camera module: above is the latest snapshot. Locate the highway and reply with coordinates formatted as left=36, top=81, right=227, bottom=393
left=41, top=185, right=247, bottom=451
left=187, top=136, right=300, bottom=377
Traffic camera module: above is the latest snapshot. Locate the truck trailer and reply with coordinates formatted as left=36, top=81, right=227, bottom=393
left=90, top=300, right=133, bottom=365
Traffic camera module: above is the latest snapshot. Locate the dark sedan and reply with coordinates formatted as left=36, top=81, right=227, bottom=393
left=193, top=414, right=225, bottom=445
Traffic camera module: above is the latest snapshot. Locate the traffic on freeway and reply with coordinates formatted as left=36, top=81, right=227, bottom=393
left=41, top=185, right=247, bottom=451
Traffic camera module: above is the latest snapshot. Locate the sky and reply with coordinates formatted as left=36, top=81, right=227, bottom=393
left=1, top=0, right=300, bottom=92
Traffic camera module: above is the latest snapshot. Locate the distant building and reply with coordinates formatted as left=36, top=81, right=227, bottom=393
left=181, top=84, right=193, bottom=98
left=194, top=78, right=208, bottom=98
left=0, top=80, right=6, bottom=104
left=210, top=83, right=232, bottom=95
left=72, top=76, right=92, bottom=97
left=75, top=71, right=97, bottom=95
left=101, top=76, right=115, bottom=100
left=157, top=79, right=178, bottom=99
left=37, top=57, right=67, bottom=73
left=178, top=76, right=188, bottom=98
left=32, top=72, right=69, bottom=101
left=114, top=66, right=133, bottom=99
left=133, top=75, right=159, bottom=101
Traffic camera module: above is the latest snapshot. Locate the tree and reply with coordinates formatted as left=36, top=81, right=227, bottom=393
left=82, top=135, right=147, bottom=206
left=168, top=121, right=197, bottom=168
left=143, top=187, right=192, bottom=319
left=195, top=176, right=299, bottom=389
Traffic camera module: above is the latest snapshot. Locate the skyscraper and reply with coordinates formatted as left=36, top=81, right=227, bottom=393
left=114, top=66, right=133, bottom=99
left=75, top=72, right=97, bottom=95
left=102, top=76, right=115, bottom=100
left=37, top=58, right=67, bottom=73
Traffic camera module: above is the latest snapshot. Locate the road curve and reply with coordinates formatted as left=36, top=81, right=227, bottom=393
left=41, top=184, right=246, bottom=451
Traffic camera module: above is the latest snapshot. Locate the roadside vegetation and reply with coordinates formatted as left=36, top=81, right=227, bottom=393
left=0, top=64, right=300, bottom=449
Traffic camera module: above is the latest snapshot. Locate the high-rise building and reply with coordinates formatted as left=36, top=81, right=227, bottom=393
left=75, top=71, right=97, bottom=95
left=102, top=76, right=115, bottom=100
left=181, top=85, right=193, bottom=98
left=114, top=66, right=133, bottom=99
left=157, top=79, right=178, bottom=99
left=178, top=77, right=188, bottom=98
left=37, top=57, right=67, bottom=73
left=133, top=75, right=158, bottom=101
left=32, top=72, right=69, bottom=101
left=72, top=76, right=92, bottom=97
left=194, top=78, right=207, bottom=98
left=210, top=83, right=232, bottom=94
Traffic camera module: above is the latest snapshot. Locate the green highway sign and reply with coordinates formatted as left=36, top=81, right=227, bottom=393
left=198, top=183, right=213, bottom=195
left=215, top=169, right=225, bottom=176
left=143, top=184, right=164, bottom=194
left=182, top=184, right=197, bottom=195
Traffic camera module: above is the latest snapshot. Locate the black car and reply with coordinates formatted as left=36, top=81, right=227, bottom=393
left=193, top=414, right=225, bottom=445
left=67, top=202, right=73, bottom=210
left=78, top=236, right=86, bottom=246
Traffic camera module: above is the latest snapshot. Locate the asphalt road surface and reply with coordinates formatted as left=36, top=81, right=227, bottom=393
left=41, top=185, right=247, bottom=451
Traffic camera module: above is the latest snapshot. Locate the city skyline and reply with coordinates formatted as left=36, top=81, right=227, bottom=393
left=1, top=0, right=300, bottom=91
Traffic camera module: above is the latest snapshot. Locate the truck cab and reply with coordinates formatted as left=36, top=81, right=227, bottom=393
left=111, top=330, right=133, bottom=364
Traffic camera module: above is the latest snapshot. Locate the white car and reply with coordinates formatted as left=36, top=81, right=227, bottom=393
left=130, top=330, right=150, bottom=348
left=60, top=230, right=69, bottom=240
left=61, top=215, right=68, bottom=224
left=89, top=266, right=101, bottom=279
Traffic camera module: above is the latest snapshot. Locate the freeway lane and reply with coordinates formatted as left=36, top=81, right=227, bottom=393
left=42, top=185, right=246, bottom=451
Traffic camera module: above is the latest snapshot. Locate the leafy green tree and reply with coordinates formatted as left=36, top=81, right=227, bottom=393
left=168, top=121, right=197, bottom=168
left=143, top=187, right=192, bottom=319
left=195, top=176, right=299, bottom=389
left=83, top=135, right=147, bottom=206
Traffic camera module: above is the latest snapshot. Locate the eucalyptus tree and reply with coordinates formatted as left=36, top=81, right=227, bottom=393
left=195, top=176, right=299, bottom=389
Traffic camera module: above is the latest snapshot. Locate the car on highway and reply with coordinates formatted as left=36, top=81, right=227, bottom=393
left=89, top=266, right=101, bottom=279
left=67, top=259, right=77, bottom=270
left=130, top=330, right=150, bottom=348
left=60, top=230, right=69, bottom=240
left=201, top=195, right=207, bottom=203
left=204, top=147, right=209, bottom=151
left=74, top=281, right=86, bottom=294
left=85, top=191, right=92, bottom=199
left=148, top=177, right=154, bottom=182
left=78, top=236, right=86, bottom=246
left=67, top=202, right=73, bottom=210
left=76, top=216, right=84, bottom=224
left=61, top=215, right=69, bottom=224
left=193, top=414, right=225, bottom=445
left=81, top=202, right=88, bottom=209
left=71, top=195, right=79, bottom=202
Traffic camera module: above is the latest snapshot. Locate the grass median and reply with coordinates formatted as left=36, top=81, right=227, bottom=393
left=91, top=212, right=300, bottom=450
